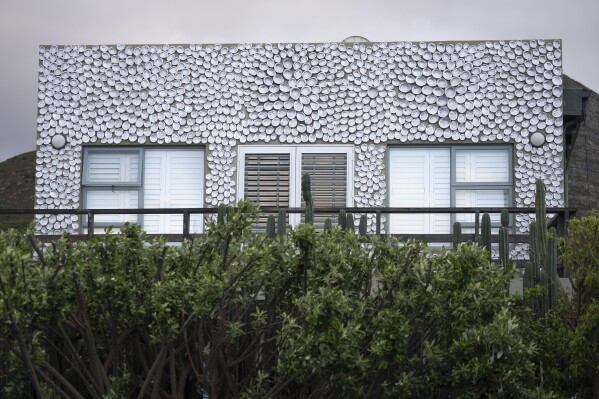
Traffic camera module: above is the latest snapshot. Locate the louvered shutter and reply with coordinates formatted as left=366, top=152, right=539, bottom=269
left=389, top=148, right=450, bottom=234
left=301, top=153, right=347, bottom=228
left=85, top=151, right=139, bottom=184
left=143, top=150, right=204, bottom=234
left=455, top=149, right=510, bottom=183
left=244, top=154, right=290, bottom=228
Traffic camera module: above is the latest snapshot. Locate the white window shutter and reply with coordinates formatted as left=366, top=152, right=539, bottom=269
left=389, top=148, right=450, bottom=234
left=86, top=152, right=139, bottom=184
left=455, top=149, right=510, bottom=183
left=143, top=150, right=204, bottom=234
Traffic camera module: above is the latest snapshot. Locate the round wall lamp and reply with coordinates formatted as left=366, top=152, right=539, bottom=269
left=530, top=132, right=545, bottom=147
left=51, top=134, right=66, bottom=149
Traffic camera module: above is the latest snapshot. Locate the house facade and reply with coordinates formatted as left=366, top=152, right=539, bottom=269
left=34, top=40, right=565, bottom=256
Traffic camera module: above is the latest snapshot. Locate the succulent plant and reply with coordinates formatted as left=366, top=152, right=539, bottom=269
left=301, top=173, right=314, bottom=225
left=277, top=209, right=287, bottom=238
left=452, top=221, right=462, bottom=250
left=358, top=214, right=367, bottom=236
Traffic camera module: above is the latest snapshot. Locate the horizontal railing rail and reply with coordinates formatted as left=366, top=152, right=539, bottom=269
left=0, top=207, right=577, bottom=244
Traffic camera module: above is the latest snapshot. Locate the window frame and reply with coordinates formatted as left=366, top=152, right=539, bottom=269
left=450, top=146, right=513, bottom=229
left=81, top=147, right=205, bottom=230
left=236, top=145, right=355, bottom=227
left=387, top=144, right=513, bottom=232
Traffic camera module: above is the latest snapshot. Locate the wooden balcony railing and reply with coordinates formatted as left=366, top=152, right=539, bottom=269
left=0, top=207, right=577, bottom=246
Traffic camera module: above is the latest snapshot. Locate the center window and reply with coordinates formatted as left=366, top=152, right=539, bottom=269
left=237, top=145, right=354, bottom=229
left=388, top=146, right=512, bottom=235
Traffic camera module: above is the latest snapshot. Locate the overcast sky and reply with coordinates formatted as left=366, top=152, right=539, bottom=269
left=0, top=0, right=597, bottom=162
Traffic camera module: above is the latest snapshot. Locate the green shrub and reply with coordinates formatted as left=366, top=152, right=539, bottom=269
left=525, top=213, right=599, bottom=399
left=0, top=201, right=552, bottom=398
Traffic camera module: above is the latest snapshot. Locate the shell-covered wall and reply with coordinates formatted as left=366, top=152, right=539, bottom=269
left=36, top=40, right=564, bottom=241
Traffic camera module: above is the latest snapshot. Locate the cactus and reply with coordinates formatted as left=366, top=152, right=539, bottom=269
left=499, top=209, right=510, bottom=271
left=324, top=218, right=332, bottom=232
left=540, top=270, right=549, bottom=317
left=547, top=227, right=558, bottom=310
left=266, top=215, right=276, bottom=238
left=301, top=173, right=314, bottom=225
left=277, top=209, right=287, bottom=238
left=480, top=212, right=492, bottom=258
left=523, top=261, right=534, bottom=291
left=338, top=210, right=347, bottom=230
left=523, top=261, right=536, bottom=316
left=529, top=221, right=540, bottom=282
left=535, top=179, right=548, bottom=267
left=524, top=179, right=560, bottom=317
left=501, top=208, right=509, bottom=228
left=358, top=214, right=367, bottom=236
left=346, top=213, right=355, bottom=233
left=452, top=221, right=462, bottom=250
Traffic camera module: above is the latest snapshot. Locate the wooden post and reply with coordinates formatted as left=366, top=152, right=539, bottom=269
left=87, top=212, right=94, bottom=239
left=183, top=211, right=190, bottom=240
left=474, top=210, right=480, bottom=242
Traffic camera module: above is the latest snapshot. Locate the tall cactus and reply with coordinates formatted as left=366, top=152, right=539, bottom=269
left=346, top=213, right=355, bottom=233
left=480, top=212, right=492, bottom=258
left=499, top=209, right=510, bottom=271
left=535, top=179, right=548, bottom=268
left=524, top=179, right=560, bottom=317
left=523, top=261, right=534, bottom=291
left=324, top=218, right=332, bottom=232
left=302, top=173, right=314, bottom=225
left=452, top=221, right=462, bottom=250
left=338, top=210, right=347, bottom=230
left=358, top=214, right=367, bottom=236
left=529, top=221, right=541, bottom=282
left=266, top=215, right=276, bottom=238
left=524, top=261, right=536, bottom=316
left=277, top=209, right=287, bottom=238
left=547, top=227, right=558, bottom=310
left=540, top=270, right=549, bottom=317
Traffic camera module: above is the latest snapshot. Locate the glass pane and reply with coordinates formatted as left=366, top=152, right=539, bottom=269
left=85, top=190, right=139, bottom=225
left=86, top=151, right=140, bottom=184
left=455, top=189, right=509, bottom=224
left=455, top=149, right=509, bottom=183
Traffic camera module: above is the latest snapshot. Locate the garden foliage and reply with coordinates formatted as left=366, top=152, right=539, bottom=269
left=0, top=200, right=585, bottom=398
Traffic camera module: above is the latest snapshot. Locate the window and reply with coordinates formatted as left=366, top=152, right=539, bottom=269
left=82, top=148, right=204, bottom=234
left=237, top=145, right=353, bottom=229
left=388, top=147, right=512, bottom=234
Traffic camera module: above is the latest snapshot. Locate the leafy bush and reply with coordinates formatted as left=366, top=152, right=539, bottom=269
left=0, top=201, right=551, bottom=398
left=524, top=213, right=599, bottom=399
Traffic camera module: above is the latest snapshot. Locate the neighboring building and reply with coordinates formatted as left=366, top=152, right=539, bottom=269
left=563, top=76, right=597, bottom=213
left=34, top=40, right=567, bottom=256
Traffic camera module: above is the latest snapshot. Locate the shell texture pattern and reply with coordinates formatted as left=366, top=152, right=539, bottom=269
left=36, top=40, right=564, bottom=238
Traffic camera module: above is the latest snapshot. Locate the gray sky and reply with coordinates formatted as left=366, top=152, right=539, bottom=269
left=1, top=0, right=597, bottom=162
